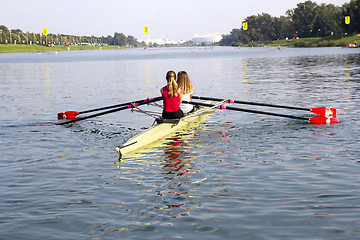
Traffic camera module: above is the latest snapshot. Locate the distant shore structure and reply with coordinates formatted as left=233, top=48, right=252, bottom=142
left=139, top=33, right=223, bottom=46
left=140, top=38, right=187, bottom=45
left=192, top=33, right=223, bottom=44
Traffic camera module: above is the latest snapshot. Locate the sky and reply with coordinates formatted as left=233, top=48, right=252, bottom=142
left=1, top=0, right=348, bottom=41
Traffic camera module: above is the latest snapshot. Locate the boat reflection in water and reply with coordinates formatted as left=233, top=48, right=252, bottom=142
left=154, top=131, right=211, bottom=215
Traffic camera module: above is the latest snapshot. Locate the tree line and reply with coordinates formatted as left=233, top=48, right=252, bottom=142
left=220, top=0, right=360, bottom=46
left=0, top=25, right=145, bottom=47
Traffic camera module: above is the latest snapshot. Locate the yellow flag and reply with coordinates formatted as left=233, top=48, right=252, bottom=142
left=144, top=26, right=149, bottom=34
left=345, top=16, right=350, bottom=25
left=43, top=28, right=48, bottom=36
left=243, top=22, right=248, bottom=31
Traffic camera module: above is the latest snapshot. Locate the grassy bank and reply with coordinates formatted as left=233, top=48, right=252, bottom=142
left=239, top=34, right=360, bottom=48
left=281, top=34, right=358, bottom=48
left=0, top=44, right=127, bottom=53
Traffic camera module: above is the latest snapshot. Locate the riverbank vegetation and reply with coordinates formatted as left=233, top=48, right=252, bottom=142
left=240, top=33, right=359, bottom=48
left=0, top=24, right=146, bottom=53
left=220, top=0, right=359, bottom=47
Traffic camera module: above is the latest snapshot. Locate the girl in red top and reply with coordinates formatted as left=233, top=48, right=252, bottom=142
left=160, top=71, right=184, bottom=119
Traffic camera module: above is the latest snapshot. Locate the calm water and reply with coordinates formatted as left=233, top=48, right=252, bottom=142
left=0, top=47, right=359, bottom=240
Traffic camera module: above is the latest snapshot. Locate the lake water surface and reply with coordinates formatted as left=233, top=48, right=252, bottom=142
left=1, top=47, right=359, bottom=239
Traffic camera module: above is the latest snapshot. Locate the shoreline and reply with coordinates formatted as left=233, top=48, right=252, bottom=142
left=0, top=44, right=129, bottom=53
left=239, top=34, right=359, bottom=48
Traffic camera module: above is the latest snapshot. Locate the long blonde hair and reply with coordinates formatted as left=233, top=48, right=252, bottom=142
left=166, top=71, right=179, bottom=97
left=177, top=71, right=194, bottom=95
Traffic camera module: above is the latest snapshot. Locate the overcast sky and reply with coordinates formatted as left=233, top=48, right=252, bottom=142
left=1, top=0, right=348, bottom=41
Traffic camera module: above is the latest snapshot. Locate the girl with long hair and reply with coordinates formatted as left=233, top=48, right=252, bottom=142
left=177, top=71, right=195, bottom=114
left=160, top=71, right=184, bottom=119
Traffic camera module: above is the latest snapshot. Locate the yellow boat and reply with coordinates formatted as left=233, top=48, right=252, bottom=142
left=115, top=101, right=216, bottom=158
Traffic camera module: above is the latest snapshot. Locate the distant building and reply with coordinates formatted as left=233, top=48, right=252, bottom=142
left=192, top=34, right=223, bottom=44
left=138, top=34, right=223, bottom=46
left=140, top=38, right=186, bottom=46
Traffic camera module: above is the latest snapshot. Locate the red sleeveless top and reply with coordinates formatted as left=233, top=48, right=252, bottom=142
left=162, top=86, right=180, bottom=112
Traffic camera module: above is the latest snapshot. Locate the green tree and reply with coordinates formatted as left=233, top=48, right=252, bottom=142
left=127, top=35, right=138, bottom=47
left=0, top=25, right=11, bottom=43
left=113, top=32, right=127, bottom=46
left=314, top=4, right=342, bottom=36
left=11, top=29, right=23, bottom=43
left=241, top=14, right=277, bottom=43
left=245, top=15, right=263, bottom=42
left=288, top=1, right=319, bottom=38
left=28, top=33, right=35, bottom=44
left=258, top=13, right=275, bottom=40
left=273, top=16, right=293, bottom=40
left=62, top=36, right=68, bottom=44
left=106, top=35, right=112, bottom=45
left=220, top=28, right=242, bottom=45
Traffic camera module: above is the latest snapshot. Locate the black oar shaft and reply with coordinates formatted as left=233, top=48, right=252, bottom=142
left=57, top=97, right=162, bottom=125
left=183, top=101, right=308, bottom=121
left=79, top=97, right=159, bottom=114
left=192, top=96, right=309, bottom=111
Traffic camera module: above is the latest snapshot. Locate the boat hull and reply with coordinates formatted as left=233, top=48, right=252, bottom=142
left=116, top=103, right=214, bottom=157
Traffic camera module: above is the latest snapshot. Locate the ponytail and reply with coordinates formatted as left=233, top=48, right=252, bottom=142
left=166, top=71, right=179, bottom=97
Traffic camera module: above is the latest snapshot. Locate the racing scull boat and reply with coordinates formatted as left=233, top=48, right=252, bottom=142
left=56, top=95, right=338, bottom=158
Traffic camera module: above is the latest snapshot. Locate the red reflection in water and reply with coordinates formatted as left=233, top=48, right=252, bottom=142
left=155, top=136, right=196, bottom=212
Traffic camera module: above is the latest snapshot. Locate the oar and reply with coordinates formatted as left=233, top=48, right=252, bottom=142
left=56, top=96, right=162, bottom=125
left=57, top=97, right=161, bottom=120
left=183, top=101, right=339, bottom=124
left=192, top=96, right=337, bottom=118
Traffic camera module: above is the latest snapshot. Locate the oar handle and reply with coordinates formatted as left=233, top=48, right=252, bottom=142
left=56, top=96, right=162, bottom=125
left=192, top=96, right=309, bottom=111
left=183, top=101, right=308, bottom=121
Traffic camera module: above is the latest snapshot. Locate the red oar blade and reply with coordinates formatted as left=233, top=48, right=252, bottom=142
left=311, top=107, right=337, bottom=118
left=309, top=116, right=339, bottom=124
left=57, top=111, right=79, bottom=120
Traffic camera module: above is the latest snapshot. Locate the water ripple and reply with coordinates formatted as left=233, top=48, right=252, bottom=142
left=1, top=47, right=360, bottom=240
